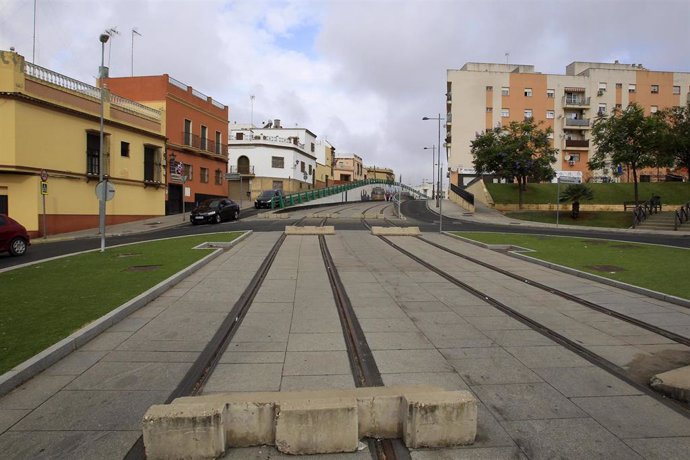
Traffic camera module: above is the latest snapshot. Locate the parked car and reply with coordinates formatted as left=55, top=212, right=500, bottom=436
left=371, top=187, right=386, bottom=201
left=255, top=189, right=284, bottom=209
left=0, top=214, right=31, bottom=256
left=190, top=198, right=240, bottom=224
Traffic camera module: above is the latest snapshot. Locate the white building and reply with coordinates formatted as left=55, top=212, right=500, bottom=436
left=228, top=119, right=318, bottom=201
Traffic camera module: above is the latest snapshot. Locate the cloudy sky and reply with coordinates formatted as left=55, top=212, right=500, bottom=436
left=2, top=0, right=689, bottom=185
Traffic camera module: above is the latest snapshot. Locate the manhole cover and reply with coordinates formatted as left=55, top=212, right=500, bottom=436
left=125, top=265, right=161, bottom=272
left=587, top=265, right=626, bottom=273
left=117, top=253, right=141, bottom=258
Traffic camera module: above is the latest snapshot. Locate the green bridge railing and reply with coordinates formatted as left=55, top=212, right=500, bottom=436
left=270, top=179, right=428, bottom=209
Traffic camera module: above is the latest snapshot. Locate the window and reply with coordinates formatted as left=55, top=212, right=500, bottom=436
left=86, top=132, right=100, bottom=175
left=501, top=108, right=510, bottom=118
left=215, top=169, right=223, bottom=185
left=200, top=125, right=208, bottom=150
left=486, top=85, right=493, bottom=91
left=616, top=83, right=622, bottom=89
left=486, top=107, right=493, bottom=113
left=300, top=161, right=305, bottom=173
left=546, top=110, right=555, bottom=119
left=215, top=131, right=222, bottom=154
left=272, top=180, right=283, bottom=190
left=501, top=87, right=509, bottom=96
left=524, top=109, right=533, bottom=119
left=598, top=82, right=607, bottom=91
left=144, top=146, right=161, bottom=182
left=524, top=88, right=532, bottom=97
left=121, top=141, right=130, bottom=157
left=182, top=163, right=193, bottom=181
left=311, top=142, right=315, bottom=153
left=651, top=105, right=658, bottom=113
left=200, top=167, right=209, bottom=183
left=567, top=153, right=580, bottom=163
left=651, top=85, right=659, bottom=94
left=628, top=84, right=636, bottom=93
left=546, top=89, right=555, bottom=98
left=598, top=103, right=607, bottom=116
left=183, top=119, right=192, bottom=145
left=673, top=85, right=681, bottom=95
left=308, top=164, right=313, bottom=175
left=272, top=156, right=284, bottom=168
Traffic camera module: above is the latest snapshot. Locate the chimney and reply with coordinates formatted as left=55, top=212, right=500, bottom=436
left=274, top=119, right=281, bottom=128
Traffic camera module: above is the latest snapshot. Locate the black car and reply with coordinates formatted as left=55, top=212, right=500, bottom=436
left=190, top=198, right=240, bottom=224
left=255, top=190, right=284, bottom=209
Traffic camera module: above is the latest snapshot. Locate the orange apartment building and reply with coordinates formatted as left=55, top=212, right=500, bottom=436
left=104, top=75, right=229, bottom=214
left=446, top=62, right=690, bottom=183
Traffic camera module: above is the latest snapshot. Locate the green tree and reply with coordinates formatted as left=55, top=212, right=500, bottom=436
left=658, top=106, right=690, bottom=179
left=559, top=183, right=594, bottom=219
left=471, top=119, right=558, bottom=209
left=589, top=103, right=664, bottom=203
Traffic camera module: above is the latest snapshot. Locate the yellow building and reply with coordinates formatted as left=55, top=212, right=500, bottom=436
left=315, top=140, right=335, bottom=188
left=333, top=154, right=364, bottom=182
left=0, top=50, right=167, bottom=236
left=365, top=165, right=395, bottom=182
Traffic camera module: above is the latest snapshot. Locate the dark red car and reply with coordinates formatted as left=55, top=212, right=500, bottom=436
left=0, top=214, right=31, bottom=256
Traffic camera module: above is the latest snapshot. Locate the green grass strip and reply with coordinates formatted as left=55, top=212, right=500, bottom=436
left=504, top=211, right=632, bottom=228
left=0, top=232, right=242, bottom=375
left=454, top=232, right=689, bottom=301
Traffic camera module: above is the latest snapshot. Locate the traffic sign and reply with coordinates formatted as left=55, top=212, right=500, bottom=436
left=95, top=180, right=116, bottom=201
left=40, top=169, right=48, bottom=181
left=558, top=176, right=581, bottom=184
left=40, top=181, right=48, bottom=195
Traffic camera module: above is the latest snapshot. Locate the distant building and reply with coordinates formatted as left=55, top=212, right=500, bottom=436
left=228, top=120, right=317, bottom=202
left=333, top=154, right=364, bottom=182
left=364, top=165, right=395, bottom=182
left=446, top=61, right=690, bottom=182
left=104, top=75, right=229, bottom=214
left=0, top=50, right=166, bottom=236
left=314, top=140, right=335, bottom=188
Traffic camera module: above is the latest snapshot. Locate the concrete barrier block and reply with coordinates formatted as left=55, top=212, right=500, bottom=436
left=357, top=394, right=403, bottom=438
left=275, top=398, right=359, bottom=455
left=225, top=401, right=275, bottom=447
left=650, top=365, right=690, bottom=402
left=403, top=391, right=477, bottom=449
left=143, top=403, right=225, bottom=460
left=370, top=226, right=421, bottom=236
left=284, top=225, right=336, bottom=235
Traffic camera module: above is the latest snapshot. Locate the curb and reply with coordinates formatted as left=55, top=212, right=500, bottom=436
left=443, top=232, right=690, bottom=309
left=30, top=221, right=189, bottom=245
left=0, top=231, right=253, bottom=398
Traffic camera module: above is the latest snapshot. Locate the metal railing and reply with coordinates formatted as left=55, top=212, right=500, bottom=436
left=191, top=88, right=207, bottom=101
left=450, top=183, right=474, bottom=206
left=632, top=196, right=662, bottom=228
left=565, top=139, right=589, bottom=148
left=230, top=134, right=306, bottom=150
left=563, top=96, right=590, bottom=106
left=168, top=76, right=187, bottom=91
left=565, top=118, right=590, bottom=127
left=675, top=202, right=690, bottom=230
left=229, top=165, right=254, bottom=175
left=182, top=132, right=227, bottom=155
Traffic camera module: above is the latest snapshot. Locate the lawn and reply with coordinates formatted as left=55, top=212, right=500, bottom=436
left=487, top=182, right=690, bottom=205
left=0, top=232, right=243, bottom=375
left=504, top=211, right=632, bottom=228
left=454, top=232, right=689, bottom=301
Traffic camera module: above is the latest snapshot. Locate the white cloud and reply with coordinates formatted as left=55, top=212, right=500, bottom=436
left=1, top=0, right=688, bottom=185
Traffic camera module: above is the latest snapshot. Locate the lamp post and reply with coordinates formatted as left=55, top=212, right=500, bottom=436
left=98, top=32, right=109, bottom=252
left=423, top=145, right=435, bottom=199
left=423, top=114, right=445, bottom=233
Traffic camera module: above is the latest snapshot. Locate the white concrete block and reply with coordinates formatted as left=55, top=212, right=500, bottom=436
left=403, top=390, right=477, bottom=448
left=225, top=401, right=275, bottom=447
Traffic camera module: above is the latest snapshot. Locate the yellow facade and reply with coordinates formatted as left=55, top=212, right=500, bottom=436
left=0, top=50, right=167, bottom=236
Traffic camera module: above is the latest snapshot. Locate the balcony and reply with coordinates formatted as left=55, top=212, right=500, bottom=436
left=229, top=165, right=254, bottom=175
left=181, top=132, right=228, bottom=156
left=563, top=96, right=590, bottom=107
left=565, top=139, right=589, bottom=149
left=565, top=118, right=590, bottom=128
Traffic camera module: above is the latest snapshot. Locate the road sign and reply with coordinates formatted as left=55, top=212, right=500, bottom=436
left=40, top=181, right=48, bottom=195
left=95, top=180, right=116, bottom=201
left=558, top=176, right=581, bottom=184
left=40, top=169, right=48, bottom=181
left=225, top=173, right=241, bottom=181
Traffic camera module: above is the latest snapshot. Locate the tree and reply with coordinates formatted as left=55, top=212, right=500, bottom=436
left=559, top=183, right=594, bottom=219
left=471, top=118, right=558, bottom=209
left=589, top=103, right=664, bottom=203
left=658, top=106, right=690, bottom=179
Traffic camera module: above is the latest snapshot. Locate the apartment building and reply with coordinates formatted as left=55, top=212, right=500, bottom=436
left=0, top=50, right=166, bottom=236
left=104, top=75, right=229, bottom=214
left=314, top=140, right=335, bottom=188
left=333, top=154, right=364, bottom=182
left=365, top=166, right=395, bottom=182
left=447, top=62, right=690, bottom=181
left=228, top=120, right=317, bottom=201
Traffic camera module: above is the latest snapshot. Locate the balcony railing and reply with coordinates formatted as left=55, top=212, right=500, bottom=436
left=563, top=96, right=590, bottom=106
left=229, top=165, right=255, bottom=175
left=565, top=118, right=590, bottom=127
left=110, top=93, right=162, bottom=121
left=565, top=139, right=589, bottom=148
left=182, top=132, right=227, bottom=155
left=230, top=134, right=305, bottom=150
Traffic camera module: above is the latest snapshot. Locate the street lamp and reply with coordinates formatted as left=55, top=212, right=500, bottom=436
left=423, top=114, right=445, bottom=233
left=423, top=145, right=436, bottom=199
left=98, top=32, right=109, bottom=252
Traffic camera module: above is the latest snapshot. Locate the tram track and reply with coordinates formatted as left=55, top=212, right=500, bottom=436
left=374, top=234, right=690, bottom=418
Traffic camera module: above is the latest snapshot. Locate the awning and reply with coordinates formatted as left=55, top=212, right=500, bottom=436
left=564, top=87, right=586, bottom=93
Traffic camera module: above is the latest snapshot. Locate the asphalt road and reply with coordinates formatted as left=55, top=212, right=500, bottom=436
left=2, top=199, right=689, bottom=270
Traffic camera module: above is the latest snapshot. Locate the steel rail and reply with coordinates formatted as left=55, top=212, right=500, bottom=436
left=418, top=236, right=690, bottom=347
left=124, top=234, right=287, bottom=459
left=319, top=235, right=410, bottom=460
left=376, top=235, right=690, bottom=418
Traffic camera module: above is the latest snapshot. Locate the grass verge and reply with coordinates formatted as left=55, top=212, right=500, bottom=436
left=454, top=232, right=689, bottom=301
left=0, top=232, right=242, bottom=375
left=504, top=211, right=632, bottom=228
